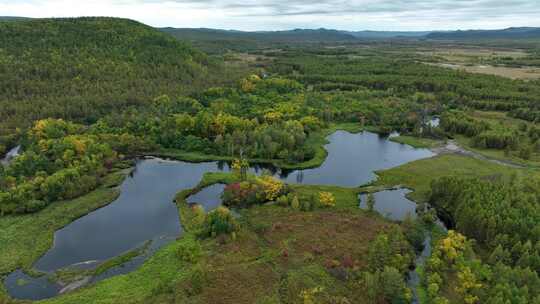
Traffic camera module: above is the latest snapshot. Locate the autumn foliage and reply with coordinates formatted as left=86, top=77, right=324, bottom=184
left=221, top=175, right=287, bottom=208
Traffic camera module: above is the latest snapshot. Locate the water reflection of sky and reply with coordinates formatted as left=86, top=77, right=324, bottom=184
left=5, top=130, right=435, bottom=300
left=359, top=188, right=417, bottom=221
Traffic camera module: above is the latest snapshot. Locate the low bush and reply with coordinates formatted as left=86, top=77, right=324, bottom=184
left=185, top=264, right=207, bottom=296
left=177, top=235, right=203, bottom=263
left=277, top=195, right=289, bottom=207
left=291, top=195, right=300, bottom=210
left=199, top=207, right=239, bottom=238
left=318, top=192, right=336, bottom=208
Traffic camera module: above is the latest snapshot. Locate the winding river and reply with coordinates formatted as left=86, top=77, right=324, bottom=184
left=1, top=145, right=20, bottom=166
left=4, top=130, right=435, bottom=300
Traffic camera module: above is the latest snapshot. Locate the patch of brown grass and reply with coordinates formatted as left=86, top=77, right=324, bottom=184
left=199, top=263, right=279, bottom=304
left=258, top=209, right=391, bottom=270
left=176, top=205, right=395, bottom=304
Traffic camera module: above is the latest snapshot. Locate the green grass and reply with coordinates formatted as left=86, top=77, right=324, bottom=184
left=390, top=135, right=443, bottom=149
left=0, top=170, right=127, bottom=301
left=153, top=122, right=365, bottom=170
left=94, top=241, right=151, bottom=277
left=40, top=236, right=196, bottom=304
left=175, top=172, right=362, bottom=214
left=174, top=172, right=243, bottom=232
left=25, top=165, right=404, bottom=304
left=374, top=154, right=527, bottom=202
left=454, top=135, right=540, bottom=167
left=5, top=128, right=518, bottom=303
left=291, top=183, right=362, bottom=210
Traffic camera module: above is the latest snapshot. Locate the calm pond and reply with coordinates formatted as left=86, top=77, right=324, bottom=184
left=359, top=188, right=418, bottom=221
left=278, top=130, right=434, bottom=187
left=4, top=130, right=435, bottom=300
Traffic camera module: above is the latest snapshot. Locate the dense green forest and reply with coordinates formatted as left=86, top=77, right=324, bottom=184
left=425, top=175, right=540, bottom=303
left=2, top=16, right=540, bottom=304
left=159, top=28, right=358, bottom=54
left=0, top=73, right=428, bottom=215
left=269, top=50, right=540, bottom=110
left=0, top=17, right=254, bottom=155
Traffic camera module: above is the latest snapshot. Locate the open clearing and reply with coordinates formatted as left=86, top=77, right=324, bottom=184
left=430, top=62, right=540, bottom=79
left=418, top=47, right=528, bottom=63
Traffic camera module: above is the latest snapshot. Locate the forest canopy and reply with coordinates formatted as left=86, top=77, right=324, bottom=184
left=0, top=17, right=231, bottom=149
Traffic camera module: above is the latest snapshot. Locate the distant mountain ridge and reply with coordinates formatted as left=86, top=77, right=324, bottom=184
left=0, top=16, right=32, bottom=22
left=160, top=27, right=431, bottom=41
left=2, top=17, right=539, bottom=40
left=426, top=27, right=540, bottom=40
left=160, top=27, right=358, bottom=42
left=161, top=27, right=540, bottom=41
left=344, top=30, right=432, bottom=39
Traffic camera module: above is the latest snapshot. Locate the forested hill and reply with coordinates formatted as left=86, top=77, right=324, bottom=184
left=159, top=28, right=360, bottom=54
left=427, top=27, right=540, bottom=40
left=0, top=16, right=31, bottom=22
left=0, top=17, right=213, bottom=147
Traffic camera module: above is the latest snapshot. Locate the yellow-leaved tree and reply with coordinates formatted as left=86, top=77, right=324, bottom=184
left=318, top=192, right=335, bottom=207
left=257, top=175, right=284, bottom=201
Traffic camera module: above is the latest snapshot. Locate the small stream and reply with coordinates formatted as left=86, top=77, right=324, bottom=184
left=358, top=188, right=448, bottom=303
left=4, top=130, right=435, bottom=300
left=1, top=145, right=20, bottom=166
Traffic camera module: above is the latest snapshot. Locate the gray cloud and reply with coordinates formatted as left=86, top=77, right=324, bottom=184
left=1, top=0, right=539, bottom=30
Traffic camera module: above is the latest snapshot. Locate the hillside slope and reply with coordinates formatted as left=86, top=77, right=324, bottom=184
left=159, top=27, right=359, bottom=53
left=0, top=16, right=31, bottom=22
left=0, top=17, right=211, bottom=146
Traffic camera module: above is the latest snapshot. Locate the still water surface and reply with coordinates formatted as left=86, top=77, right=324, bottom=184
left=4, top=130, right=434, bottom=300
left=1, top=145, right=20, bottom=166
left=359, top=188, right=418, bottom=221
left=186, top=184, right=226, bottom=211
left=279, top=131, right=434, bottom=187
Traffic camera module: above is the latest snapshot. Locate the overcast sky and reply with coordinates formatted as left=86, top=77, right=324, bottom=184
left=1, top=0, right=539, bottom=31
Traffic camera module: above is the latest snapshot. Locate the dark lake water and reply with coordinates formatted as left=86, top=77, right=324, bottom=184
left=278, top=131, right=434, bottom=187
left=4, top=270, right=61, bottom=301
left=4, top=130, right=435, bottom=300
left=359, top=188, right=418, bottom=221
left=33, top=158, right=217, bottom=272
left=187, top=184, right=226, bottom=211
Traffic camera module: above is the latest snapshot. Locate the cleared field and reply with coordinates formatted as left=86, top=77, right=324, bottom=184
left=419, top=47, right=528, bottom=63
left=418, top=45, right=540, bottom=79
left=430, top=62, right=540, bottom=79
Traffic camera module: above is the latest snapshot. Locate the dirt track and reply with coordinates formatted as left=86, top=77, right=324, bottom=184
left=431, top=140, right=525, bottom=168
